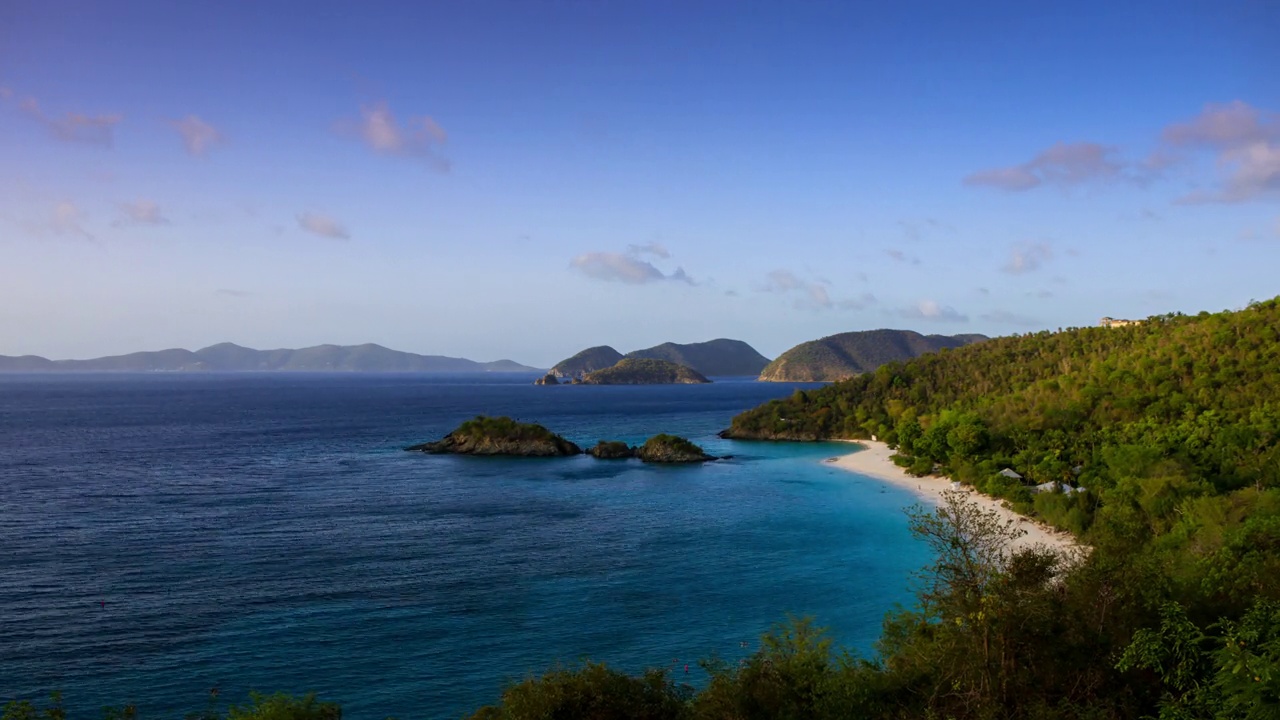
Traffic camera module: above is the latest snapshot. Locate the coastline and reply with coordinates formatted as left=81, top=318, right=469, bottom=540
left=829, top=440, right=1080, bottom=555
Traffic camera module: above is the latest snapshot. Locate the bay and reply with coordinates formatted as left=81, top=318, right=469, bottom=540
left=0, top=374, right=931, bottom=719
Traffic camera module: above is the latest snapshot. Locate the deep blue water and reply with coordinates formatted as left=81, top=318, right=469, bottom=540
left=0, top=374, right=932, bottom=719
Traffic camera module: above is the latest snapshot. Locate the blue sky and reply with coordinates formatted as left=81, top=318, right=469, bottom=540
left=2, top=0, right=1278, bottom=366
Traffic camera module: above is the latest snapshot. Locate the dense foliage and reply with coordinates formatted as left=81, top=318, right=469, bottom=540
left=452, top=416, right=563, bottom=443
left=636, top=433, right=712, bottom=462
left=757, top=329, right=986, bottom=382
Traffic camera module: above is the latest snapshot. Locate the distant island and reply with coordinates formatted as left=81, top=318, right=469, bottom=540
left=0, top=342, right=542, bottom=374
left=549, top=338, right=770, bottom=379
left=407, top=416, right=714, bottom=461
left=757, top=329, right=987, bottom=381
left=576, top=358, right=711, bottom=385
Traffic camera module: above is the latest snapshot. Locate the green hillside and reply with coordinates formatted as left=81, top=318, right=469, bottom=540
left=577, top=358, right=710, bottom=385
left=549, top=345, right=625, bottom=378
left=625, top=338, right=770, bottom=376
left=726, top=302, right=1280, bottom=509
left=757, top=328, right=986, bottom=381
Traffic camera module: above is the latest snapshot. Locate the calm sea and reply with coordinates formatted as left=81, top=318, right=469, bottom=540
left=0, top=374, right=931, bottom=719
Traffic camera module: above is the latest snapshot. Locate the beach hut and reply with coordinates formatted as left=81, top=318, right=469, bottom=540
left=1034, top=482, right=1059, bottom=494
left=949, top=481, right=964, bottom=491
left=999, top=468, right=1023, bottom=480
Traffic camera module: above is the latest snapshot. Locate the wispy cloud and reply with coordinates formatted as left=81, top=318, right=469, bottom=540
left=168, top=115, right=224, bottom=156
left=760, top=269, right=831, bottom=309
left=898, top=218, right=954, bottom=242
left=19, top=97, right=121, bottom=146
left=51, top=201, right=93, bottom=240
left=838, top=293, right=878, bottom=310
left=627, top=241, right=670, bottom=259
left=115, top=199, right=168, bottom=226
left=980, top=309, right=1041, bottom=326
left=896, top=299, right=968, bottom=323
left=885, top=249, right=921, bottom=265
left=341, top=101, right=449, bottom=171
left=1002, top=241, right=1053, bottom=274
left=757, top=270, right=873, bottom=311
left=570, top=251, right=693, bottom=285
left=965, top=142, right=1124, bottom=191
left=0, top=86, right=12, bottom=100
left=1165, top=102, right=1280, bottom=204
left=297, top=212, right=350, bottom=240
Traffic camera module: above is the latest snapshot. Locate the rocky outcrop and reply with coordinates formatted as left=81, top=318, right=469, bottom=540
left=578, top=358, right=711, bottom=385
left=587, top=440, right=634, bottom=459
left=636, top=434, right=715, bottom=463
left=405, top=416, right=582, bottom=456
left=533, top=373, right=559, bottom=385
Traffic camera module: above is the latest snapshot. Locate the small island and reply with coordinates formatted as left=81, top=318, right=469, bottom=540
left=576, top=358, right=711, bottom=385
left=405, top=416, right=582, bottom=456
left=635, top=434, right=715, bottom=463
left=533, top=373, right=559, bottom=385
left=586, top=440, right=634, bottom=459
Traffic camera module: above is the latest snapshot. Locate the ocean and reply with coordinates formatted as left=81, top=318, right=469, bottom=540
left=0, top=374, right=932, bottom=719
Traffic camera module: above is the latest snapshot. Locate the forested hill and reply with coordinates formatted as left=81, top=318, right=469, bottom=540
left=625, top=338, right=770, bottom=376
left=727, top=300, right=1280, bottom=498
left=757, top=329, right=986, bottom=381
left=550, top=339, right=770, bottom=378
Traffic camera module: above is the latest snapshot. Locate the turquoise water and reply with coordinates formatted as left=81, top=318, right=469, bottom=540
left=0, top=374, right=932, bottom=718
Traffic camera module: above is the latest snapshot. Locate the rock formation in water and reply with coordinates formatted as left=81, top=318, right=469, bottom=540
left=405, top=416, right=582, bottom=456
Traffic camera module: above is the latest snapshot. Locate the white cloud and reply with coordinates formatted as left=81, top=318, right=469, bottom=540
left=168, top=115, right=224, bottom=156
left=760, top=269, right=831, bottom=309
left=897, top=299, right=968, bottom=323
left=965, top=142, right=1124, bottom=191
left=19, top=97, right=121, bottom=146
left=570, top=251, right=693, bottom=285
left=297, top=212, right=350, bottom=240
left=344, top=101, right=449, bottom=170
left=1002, top=242, right=1053, bottom=274
left=758, top=269, right=872, bottom=311
left=1164, top=101, right=1280, bottom=204
left=116, top=199, right=168, bottom=226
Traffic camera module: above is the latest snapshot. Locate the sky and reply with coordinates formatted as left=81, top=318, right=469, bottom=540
left=1, top=0, right=1278, bottom=366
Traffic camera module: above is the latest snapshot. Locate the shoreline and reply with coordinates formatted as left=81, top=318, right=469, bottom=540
left=829, top=440, right=1080, bottom=555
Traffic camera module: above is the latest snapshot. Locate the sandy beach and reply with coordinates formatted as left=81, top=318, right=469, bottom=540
left=829, top=440, right=1080, bottom=556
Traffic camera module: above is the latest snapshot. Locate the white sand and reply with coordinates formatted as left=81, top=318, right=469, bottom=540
left=828, top=440, right=1081, bottom=556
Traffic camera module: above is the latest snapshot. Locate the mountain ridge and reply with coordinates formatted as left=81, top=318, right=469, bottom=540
left=758, top=329, right=988, bottom=381
left=550, top=338, right=769, bottom=378
left=0, top=342, right=543, bottom=373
